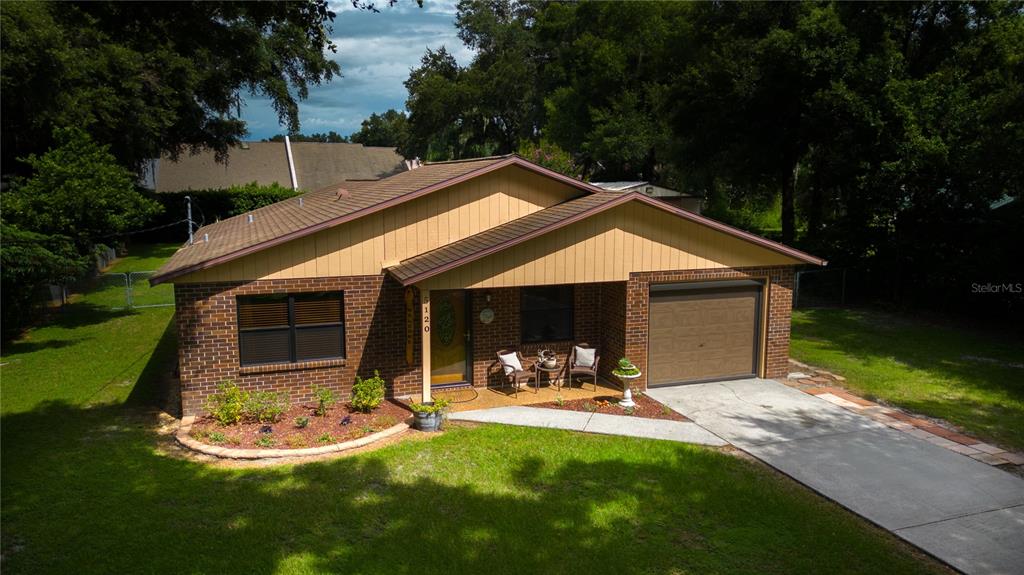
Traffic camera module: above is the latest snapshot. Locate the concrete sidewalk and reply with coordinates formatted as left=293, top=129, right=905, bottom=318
left=648, top=379, right=1024, bottom=575
left=449, top=406, right=728, bottom=447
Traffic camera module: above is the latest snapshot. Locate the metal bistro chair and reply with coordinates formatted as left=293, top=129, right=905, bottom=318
left=496, top=349, right=535, bottom=397
left=567, top=343, right=600, bottom=392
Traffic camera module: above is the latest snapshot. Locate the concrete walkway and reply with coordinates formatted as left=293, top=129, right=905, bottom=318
left=449, top=406, right=728, bottom=446
left=647, top=378, right=1024, bottom=575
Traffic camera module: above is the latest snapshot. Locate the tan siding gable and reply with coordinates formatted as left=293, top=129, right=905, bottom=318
left=179, top=165, right=580, bottom=282
left=419, top=201, right=801, bottom=290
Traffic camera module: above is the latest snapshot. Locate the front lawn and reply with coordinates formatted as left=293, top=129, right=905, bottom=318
left=792, top=308, right=1024, bottom=450
left=1, top=248, right=946, bottom=573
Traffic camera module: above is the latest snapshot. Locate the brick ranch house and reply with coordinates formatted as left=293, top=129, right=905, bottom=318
left=151, top=155, right=826, bottom=415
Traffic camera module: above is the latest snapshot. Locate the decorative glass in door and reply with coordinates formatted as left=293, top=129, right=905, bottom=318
left=430, top=290, right=468, bottom=385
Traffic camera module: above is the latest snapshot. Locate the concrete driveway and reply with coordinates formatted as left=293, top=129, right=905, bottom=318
left=647, top=378, right=1024, bottom=575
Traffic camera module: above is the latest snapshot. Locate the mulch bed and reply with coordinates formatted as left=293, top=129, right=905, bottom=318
left=536, top=393, right=688, bottom=422
left=189, top=400, right=411, bottom=450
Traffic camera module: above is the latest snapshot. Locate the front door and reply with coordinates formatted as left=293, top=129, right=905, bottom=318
left=430, top=290, right=469, bottom=386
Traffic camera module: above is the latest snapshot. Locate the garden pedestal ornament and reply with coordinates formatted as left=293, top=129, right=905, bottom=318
left=612, top=358, right=641, bottom=409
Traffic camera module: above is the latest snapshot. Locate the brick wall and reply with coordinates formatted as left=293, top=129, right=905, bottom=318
left=624, top=266, right=795, bottom=389
left=469, top=284, right=603, bottom=387
left=174, top=275, right=421, bottom=415
left=598, top=282, right=627, bottom=383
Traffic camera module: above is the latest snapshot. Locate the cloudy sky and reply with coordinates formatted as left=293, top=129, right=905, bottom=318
left=240, top=1, right=472, bottom=140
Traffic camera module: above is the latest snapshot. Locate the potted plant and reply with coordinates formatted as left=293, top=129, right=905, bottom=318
left=537, top=349, right=557, bottom=369
left=409, top=397, right=451, bottom=432
left=612, top=358, right=642, bottom=408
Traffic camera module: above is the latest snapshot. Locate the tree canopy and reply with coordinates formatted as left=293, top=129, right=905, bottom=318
left=0, top=1, right=341, bottom=172
left=350, top=109, right=409, bottom=149
left=402, top=0, right=1023, bottom=316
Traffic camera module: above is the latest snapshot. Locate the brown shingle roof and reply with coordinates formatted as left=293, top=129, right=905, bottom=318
left=154, top=142, right=405, bottom=193
left=387, top=191, right=827, bottom=285
left=152, top=156, right=548, bottom=284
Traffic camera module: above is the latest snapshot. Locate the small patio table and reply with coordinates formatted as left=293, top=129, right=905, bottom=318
left=534, top=363, right=562, bottom=392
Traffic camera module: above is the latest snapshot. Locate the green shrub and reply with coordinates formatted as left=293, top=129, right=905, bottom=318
left=244, top=390, right=289, bottom=423
left=351, top=370, right=385, bottom=413
left=316, top=433, right=335, bottom=443
left=408, top=397, right=451, bottom=414
left=208, top=431, right=227, bottom=443
left=294, top=416, right=310, bottom=429
left=312, top=385, right=336, bottom=416
left=255, top=435, right=276, bottom=448
left=204, top=381, right=248, bottom=425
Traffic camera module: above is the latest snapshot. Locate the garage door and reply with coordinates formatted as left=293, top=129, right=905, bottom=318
left=648, top=281, right=762, bottom=386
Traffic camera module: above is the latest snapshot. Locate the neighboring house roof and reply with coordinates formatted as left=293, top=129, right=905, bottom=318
left=151, top=155, right=607, bottom=284
left=592, top=181, right=697, bottom=198
left=387, top=191, right=825, bottom=285
left=152, top=142, right=405, bottom=192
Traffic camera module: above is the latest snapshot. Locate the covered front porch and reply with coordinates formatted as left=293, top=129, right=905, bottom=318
left=412, top=281, right=629, bottom=408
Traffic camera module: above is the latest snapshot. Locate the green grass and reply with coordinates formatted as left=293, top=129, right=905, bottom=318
left=1, top=248, right=946, bottom=573
left=792, top=308, right=1024, bottom=450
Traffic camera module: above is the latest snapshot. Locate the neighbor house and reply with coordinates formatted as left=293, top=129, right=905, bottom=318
left=143, top=141, right=405, bottom=193
left=591, top=181, right=702, bottom=213
left=151, top=155, right=825, bottom=415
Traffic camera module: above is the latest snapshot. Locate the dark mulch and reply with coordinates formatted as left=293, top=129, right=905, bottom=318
left=189, top=400, right=412, bottom=450
left=535, top=393, right=688, bottom=422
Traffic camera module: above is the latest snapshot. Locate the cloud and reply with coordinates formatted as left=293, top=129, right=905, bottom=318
left=241, top=2, right=472, bottom=139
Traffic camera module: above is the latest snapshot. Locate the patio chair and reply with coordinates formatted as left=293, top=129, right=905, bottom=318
left=496, top=349, right=535, bottom=397
left=567, top=343, right=600, bottom=392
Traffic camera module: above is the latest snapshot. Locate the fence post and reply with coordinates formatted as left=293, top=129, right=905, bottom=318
left=125, top=271, right=133, bottom=309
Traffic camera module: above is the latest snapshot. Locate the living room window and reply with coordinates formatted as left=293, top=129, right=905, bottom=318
left=520, top=286, right=574, bottom=342
left=237, top=292, right=345, bottom=366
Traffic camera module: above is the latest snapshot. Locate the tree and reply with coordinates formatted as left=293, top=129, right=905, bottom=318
left=0, top=224, right=88, bottom=340
left=0, top=1, right=340, bottom=172
left=264, top=132, right=348, bottom=143
left=350, top=110, right=409, bottom=148
left=2, top=128, right=162, bottom=253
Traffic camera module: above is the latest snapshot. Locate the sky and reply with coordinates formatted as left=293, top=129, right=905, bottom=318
left=240, top=1, right=473, bottom=141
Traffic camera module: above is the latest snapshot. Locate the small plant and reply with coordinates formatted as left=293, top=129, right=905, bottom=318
left=583, top=401, right=598, bottom=413
left=351, top=370, right=386, bottom=413
left=255, top=435, right=276, bottom=448
left=623, top=406, right=635, bottom=416
left=359, top=424, right=375, bottom=435
left=661, top=404, right=673, bottom=416
left=226, top=435, right=242, bottom=446
left=244, top=391, right=289, bottom=423
left=316, top=433, right=335, bottom=443
left=408, top=396, right=451, bottom=414
left=312, top=385, right=336, bottom=416
left=555, top=395, right=565, bottom=407
left=286, top=434, right=308, bottom=449
left=294, top=416, right=310, bottom=429
left=612, top=357, right=641, bottom=377
left=376, top=415, right=399, bottom=428
left=208, top=431, right=227, bottom=444
left=205, top=381, right=248, bottom=425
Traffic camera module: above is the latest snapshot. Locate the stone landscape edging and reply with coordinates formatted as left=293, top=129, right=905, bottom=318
left=176, top=415, right=410, bottom=460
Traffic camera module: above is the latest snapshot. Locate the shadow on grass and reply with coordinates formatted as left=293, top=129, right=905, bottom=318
left=0, top=399, right=945, bottom=575
left=793, top=309, right=1024, bottom=398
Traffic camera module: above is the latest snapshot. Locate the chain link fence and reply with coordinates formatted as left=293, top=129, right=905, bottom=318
left=94, top=271, right=175, bottom=310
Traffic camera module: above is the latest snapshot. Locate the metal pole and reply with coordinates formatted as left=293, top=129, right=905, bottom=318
left=186, top=195, right=194, bottom=245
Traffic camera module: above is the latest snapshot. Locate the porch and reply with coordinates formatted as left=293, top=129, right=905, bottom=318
left=412, top=377, right=625, bottom=412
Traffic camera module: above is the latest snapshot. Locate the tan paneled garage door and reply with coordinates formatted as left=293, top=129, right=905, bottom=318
left=648, top=283, right=762, bottom=386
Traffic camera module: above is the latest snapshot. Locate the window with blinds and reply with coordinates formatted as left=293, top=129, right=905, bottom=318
left=237, top=292, right=345, bottom=366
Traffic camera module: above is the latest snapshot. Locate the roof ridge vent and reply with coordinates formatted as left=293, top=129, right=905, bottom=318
left=247, top=213, right=254, bottom=223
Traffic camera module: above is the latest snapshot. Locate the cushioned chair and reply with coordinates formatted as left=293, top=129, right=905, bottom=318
left=496, top=349, right=535, bottom=397
left=568, top=343, right=600, bottom=392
